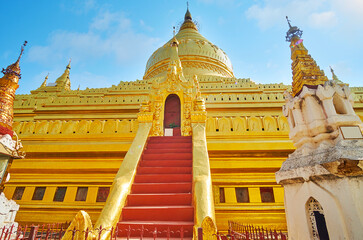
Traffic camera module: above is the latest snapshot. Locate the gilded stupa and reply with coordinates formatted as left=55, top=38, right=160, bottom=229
left=144, top=9, right=233, bottom=80
left=1, top=7, right=363, bottom=240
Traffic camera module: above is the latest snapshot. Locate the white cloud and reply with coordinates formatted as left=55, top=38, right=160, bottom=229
left=309, top=11, right=337, bottom=29
left=90, top=11, right=131, bottom=31
left=139, top=20, right=153, bottom=32
left=246, top=0, right=363, bottom=31
left=333, top=0, right=363, bottom=20
left=71, top=71, right=112, bottom=89
left=197, top=0, right=238, bottom=6
left=245, top=0, right=329, bottom=30
left=27, top=10, right=161, bottom=67
left=245, top=4, right=282, bottom=29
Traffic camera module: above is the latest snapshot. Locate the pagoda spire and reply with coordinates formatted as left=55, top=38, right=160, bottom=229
left=179, top=3, right=198, bottom=32
left=285, top=17, right=328, bottom=96
left=168, top=34, right=183, bottom=75
left=165, top=31, right=186, bottom=83
left=0, top=41, right=27, bottom=136
left=55, top=59, right=71, bottom=91
left=40, top=74, right=49, bottom=88
left=329, top=66, right=346, bottom=86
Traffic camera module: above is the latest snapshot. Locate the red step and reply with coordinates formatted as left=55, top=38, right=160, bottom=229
left=137, top=167, right=192, bottom=174
left=122, top=206, right=194, bottom=221
left=146, top=142, right=192, bottom=149
left=118, top=136, right=194, bottom=238
left=148, top=136, right=192, bottom=143
left=116, top=221, right=194, bottom=238
left=139, top=160, right=192, bottom=167
left=142, top=153, right=192, bottom=160
left=134, top=174, right=192, bottom=183
left=144, top=148, right=192, bottom=154
left=127, top=193, right=192, bottom=206
left=131, top=183, right=192, bottom=194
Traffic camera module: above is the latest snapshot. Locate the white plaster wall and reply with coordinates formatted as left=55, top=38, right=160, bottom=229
left=283, top=176, right=363, bottom=240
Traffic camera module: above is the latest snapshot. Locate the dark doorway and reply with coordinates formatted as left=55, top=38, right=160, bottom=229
left=164, top=94, right=181, bottom=134
left=314, top=211, right=330, bottom=240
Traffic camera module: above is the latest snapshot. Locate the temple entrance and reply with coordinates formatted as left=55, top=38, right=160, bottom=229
left=164, top=94, right=181, bottom=135
left=307, top=198, right=330, bottom=240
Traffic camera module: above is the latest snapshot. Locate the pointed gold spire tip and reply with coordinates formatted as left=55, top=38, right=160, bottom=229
left=67, top=58, right=72, bottom=69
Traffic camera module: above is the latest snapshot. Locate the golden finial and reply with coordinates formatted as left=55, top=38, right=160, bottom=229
left=41, top=73, right=49, bottom=87
left=185, top=2, right=192, bottom=21
left=1, top=41, right=28, bottom=78
left=67, top=58, right=72, bottom=69
left=0, top=41, right=27, bottom=135
left=173, top=26, right=176, bottom=37
left=180, top=2, right=198, bottom=31
left=17, top=41, right=28, bottom=62
left=285, top=17, right=302, bottom=42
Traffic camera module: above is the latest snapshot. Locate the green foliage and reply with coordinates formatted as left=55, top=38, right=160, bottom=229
left=168, top=122, right=178, bottom=128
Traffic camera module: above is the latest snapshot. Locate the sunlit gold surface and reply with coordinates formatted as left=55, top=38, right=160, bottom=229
left=290, top=36, right=328, bottom=96
left=3, top=8, right=363, bottom=237
left=0, top=59, right=20, bottom=130
left=94, top=122, right=152, bottom=239
left=192, top=122, right=215, bottom=229
left=201, top=216, right=217, bottom=240
left=144, top=12, right=233, bottom=80
left=62, top=210, right=93, bottom=240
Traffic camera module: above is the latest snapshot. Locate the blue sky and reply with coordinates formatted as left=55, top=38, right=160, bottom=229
left=1, top=0, right=362, bottom=94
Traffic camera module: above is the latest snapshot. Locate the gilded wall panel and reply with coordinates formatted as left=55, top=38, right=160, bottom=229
left=248, top=117, right=262, bottom=132
left=12, top=121, right=24, bottom=135
left=278, top=116, right=289, bottom=131
left=103, top=120, right=118, bottom=134
left=232, top=117, right=247, bottom=132
left=206, top=117, right=216, bottom=132
left=48, top=120, right=62, bottom=134
left=22, top=121, right=36, bottom=134
left=89, top=120, right=103, bottom=134
left=218, top=117, right=231, bottom=133
left=118, top=120, right=131, bottom=133
left=76, top=120, right=89, bottom=134
left=62, top=121, right=78, bottom=134
left=263, top=116, right=277, bottom=132
left=34, top=120, right=49, bottom=134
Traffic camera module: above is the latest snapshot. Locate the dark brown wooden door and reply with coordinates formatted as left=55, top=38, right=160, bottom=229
left=164, top=94, right=181, bottom=129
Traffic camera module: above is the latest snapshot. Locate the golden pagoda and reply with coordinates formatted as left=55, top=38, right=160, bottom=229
left=2, top=8, right=363, bottom=238
left=285, top=17, right=329, bottom=96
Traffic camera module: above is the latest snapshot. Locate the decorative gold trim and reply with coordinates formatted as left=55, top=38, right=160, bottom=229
left=144, top=55, right=234, bottom=80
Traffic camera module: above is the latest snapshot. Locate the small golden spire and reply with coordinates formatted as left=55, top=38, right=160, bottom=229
left=185, top=2, right=192, bottom=21
left=0, top=41, right=27, bottom=135
left=67, top=58, right=72, bottom=69
left=55, top=60, right=72, bottom=91
left=179, top=3, right=198, bottom=31
left=40, top=73, right=49, bottom=88
left=171, top=27, right=179, bottom=47
left=1, top=41, right=27, bottom=81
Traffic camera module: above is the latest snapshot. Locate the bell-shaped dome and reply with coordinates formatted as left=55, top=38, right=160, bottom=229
left=143, top=9, right=234, bottom=80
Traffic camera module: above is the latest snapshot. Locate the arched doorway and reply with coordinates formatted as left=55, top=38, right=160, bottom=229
left=307, top=197, right=330, bottom=240
left=164, top=94, right=181, bottom=136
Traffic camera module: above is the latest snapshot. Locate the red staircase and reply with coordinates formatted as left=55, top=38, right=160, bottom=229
left=117, top=136, right=194, bottom=239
